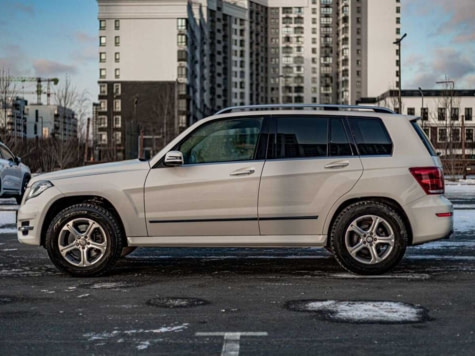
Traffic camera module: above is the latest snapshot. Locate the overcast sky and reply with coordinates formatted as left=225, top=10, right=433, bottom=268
left=0, top=0, right=474, bottom=108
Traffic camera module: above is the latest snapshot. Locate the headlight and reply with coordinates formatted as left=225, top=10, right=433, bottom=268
left=25, top=180, right=54, bottom=202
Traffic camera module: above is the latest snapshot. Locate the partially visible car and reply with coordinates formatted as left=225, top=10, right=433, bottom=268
left=0, top=141, right=31, bottom=204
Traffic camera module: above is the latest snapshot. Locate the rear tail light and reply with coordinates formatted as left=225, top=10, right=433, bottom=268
left=409, top=167, right=444, bottom=195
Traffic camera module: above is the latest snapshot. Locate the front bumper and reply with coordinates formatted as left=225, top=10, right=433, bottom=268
left=17, top=186, right=63, bottom=246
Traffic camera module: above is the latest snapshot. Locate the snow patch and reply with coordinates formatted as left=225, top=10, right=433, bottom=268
left=301, top=300, right=426, bottom=323
left=89, top=282, right=129, bottom=289
left=84, top=323, right=189, bottom=343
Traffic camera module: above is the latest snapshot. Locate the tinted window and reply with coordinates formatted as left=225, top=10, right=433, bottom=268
left=330, top=118, right=352, bottom=156
left=274, top=117, right=328, bottom=158
left=349, top=118, right=393, bottom=155
left=178, top=118, right=263, bottom=164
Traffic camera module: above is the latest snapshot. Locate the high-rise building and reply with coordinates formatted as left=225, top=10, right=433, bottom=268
left=96, top=0, right=399, bottom=160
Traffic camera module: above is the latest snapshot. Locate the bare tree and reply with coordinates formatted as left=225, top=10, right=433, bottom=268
left=53, top=76, right=91, bottom=168
left=433, top=83, right=461, bottom=179
left=0, top=67, right=18, bottom=140
left=149, top=83, right=176, bottom=156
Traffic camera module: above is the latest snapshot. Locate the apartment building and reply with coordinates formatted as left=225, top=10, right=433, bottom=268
left=96, top=0, right=399, bottom=160
left=0, top=97, right=28, bottom=139
left=25, top=104, right=78, bottom=140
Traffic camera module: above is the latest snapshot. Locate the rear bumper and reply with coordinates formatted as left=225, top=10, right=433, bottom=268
left=405, top=195, right=454, bottom=245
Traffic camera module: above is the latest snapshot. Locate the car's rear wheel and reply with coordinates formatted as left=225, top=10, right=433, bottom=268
left=45, top=203, right=124, bottom=277
left=330, top=201, right=407, bottom=275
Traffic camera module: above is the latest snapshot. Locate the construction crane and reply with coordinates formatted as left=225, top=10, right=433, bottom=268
left=9, top=77, right=59, bottom=105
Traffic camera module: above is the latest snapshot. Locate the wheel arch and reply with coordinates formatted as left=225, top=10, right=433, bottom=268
left=326, top=197, right=413, bottom=246
left=40, top=195, right=127, bottom=247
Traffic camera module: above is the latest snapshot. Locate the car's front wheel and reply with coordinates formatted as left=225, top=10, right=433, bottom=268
left=45, top=203, right=124, bottom=277
left=330, top=201, right=408, bottom=275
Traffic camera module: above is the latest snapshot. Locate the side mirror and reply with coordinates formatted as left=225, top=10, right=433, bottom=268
left=164, top=151, right=184, bottom=167
left=15, top=157, right=21, bottom=165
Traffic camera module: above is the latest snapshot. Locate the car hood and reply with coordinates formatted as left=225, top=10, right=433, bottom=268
left=31, top=159, right=151, bottom=182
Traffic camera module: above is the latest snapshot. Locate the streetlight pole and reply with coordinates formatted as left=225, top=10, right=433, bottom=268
left=418, top=87, right=424, bottom=128
left=393, top=33, right=407, bottom=113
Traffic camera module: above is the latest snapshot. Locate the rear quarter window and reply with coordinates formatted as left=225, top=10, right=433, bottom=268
left=411, top=120, right=437, bottom=156
left=349, top=117, right=393, bottom=156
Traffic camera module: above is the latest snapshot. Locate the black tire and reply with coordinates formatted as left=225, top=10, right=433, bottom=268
left=16, top=175, right=30, bottom=204
left=45, top=203, right=124, bottom=277
left=330, top=201, right=408, bottom=275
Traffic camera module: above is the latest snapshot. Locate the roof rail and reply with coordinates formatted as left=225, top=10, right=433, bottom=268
left=214, top=104, right=395, bottom=115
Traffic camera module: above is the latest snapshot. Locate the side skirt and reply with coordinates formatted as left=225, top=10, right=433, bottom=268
left=127, top=235, right=327, bottom=247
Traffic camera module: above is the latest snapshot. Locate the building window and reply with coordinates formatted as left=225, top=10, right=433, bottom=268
left=178, top=83, right=187, bottom=95
left=452, top=128, right=461, bottom=142
left=99, top=100, right=107, bottom=111
left=177, top=66, right=187, bottom=78
left=99, top=133, right=108, bottom=144
left=396, top=6, right=400, bottom=13
left=99, top=84, right=107, bottom=95
left=114, top=99, right=121, bottom=112
left=115, top=52, right=120, bottom=63
left=421, top=107, right=429, bottom=120
left=178, top=99, right=187, bottom=111
left=177, top=34, right=187, bottom=46
left=115, top=19, right=120, bottom=30
left=114, top=115, right=121, bottom=128
left=438, top=128, right=447, bottom=142
left=99, top=19, right=106, bottom=30
left=465, top=107, right=473, bottom=121
left=97, top=115, right=107, bottom=128
left=115, top=68, right=120, bottom=79
left=114, top=131, right=122, bottom=144
left=177, top=18, right=187, bottom=30
left=438, top=108, right=446, bottom=121
left=451, top=107, right=459, bottom=120
left=179, top=115, right=187, bottom=128
left=407, top=107, right=415, bottom=116
left=113, top=83, right=121, bottom=95
left=99, top=68, right=106, bottom=79
left=466, top=128, right=474, bottom=142
left=99, top=36, right=106, bottom=46
left=115, top=36, right=120, bottom=46
left=177, top=50, right=187, bottom=61
left=99, top=52, right=106, bottom=63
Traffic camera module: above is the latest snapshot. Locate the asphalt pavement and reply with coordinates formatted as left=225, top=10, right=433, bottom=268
left=0, top=192, right=474, bottom=355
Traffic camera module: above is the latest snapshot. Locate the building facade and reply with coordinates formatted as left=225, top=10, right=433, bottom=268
left=359, top=89, right=475, bottom=160
left=25, top=104, right=78, bottom=140
left=96, top=0, right=399, bottom=160
left=0, top=96, right=28, bottom=139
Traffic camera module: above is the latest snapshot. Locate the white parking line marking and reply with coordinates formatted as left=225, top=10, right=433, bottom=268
left=196, top=332, right=268, bottom=356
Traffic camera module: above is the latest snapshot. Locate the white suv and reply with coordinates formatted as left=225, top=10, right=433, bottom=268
left=18, top=105, right=453, bottom=276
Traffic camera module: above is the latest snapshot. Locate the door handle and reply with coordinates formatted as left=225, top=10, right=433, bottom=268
left=324, top=161, right=350, bottom=169
left=230, top=168, right=256, bottom=176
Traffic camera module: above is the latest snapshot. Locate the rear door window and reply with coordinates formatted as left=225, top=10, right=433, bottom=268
left=348, top=118, right=393, bottom=156
left=270, top=116, right=353, bottom=159
left=274, top=116, right=328, bottom=159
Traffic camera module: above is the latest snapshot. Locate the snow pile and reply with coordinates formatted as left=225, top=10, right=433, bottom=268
left=0, top=211, right=16, bottom=234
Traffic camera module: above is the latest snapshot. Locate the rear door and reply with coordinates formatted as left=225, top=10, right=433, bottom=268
left=258, top=115, right=363, bottom=236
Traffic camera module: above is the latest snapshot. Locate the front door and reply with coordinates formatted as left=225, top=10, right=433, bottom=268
left=144, top=116, right=266, bottom=238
